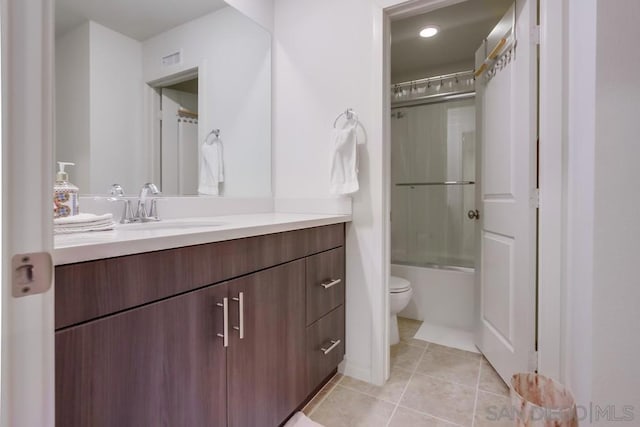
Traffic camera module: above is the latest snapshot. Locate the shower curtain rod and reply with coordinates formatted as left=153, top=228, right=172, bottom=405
left=391, top=91, right=475, bottom=108
left=392, top=70, right=475, bottom=89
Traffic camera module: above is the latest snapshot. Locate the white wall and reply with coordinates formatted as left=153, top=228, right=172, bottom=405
left=565, top=0, right=596, bottom=409
left=273, top=0, right=389, bottom=384
left=224, top=0, right=274, bottom=32
left=55, top=23, right=90, bottom=191
left=143, top=7, right=272, bottom=198
left=56, top=21, right=144, bottom=195
left=591, top=0, right=640, bottom=418
left=565, top=0, right=640, bottom=418
left=89, top=22, right=145, bottom=195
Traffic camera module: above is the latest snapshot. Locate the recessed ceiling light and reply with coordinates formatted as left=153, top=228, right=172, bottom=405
left=419, top=26, right=439, bottom=38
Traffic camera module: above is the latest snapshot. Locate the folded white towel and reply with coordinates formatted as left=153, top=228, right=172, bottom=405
left=329, top=121, right=359, bottom=195
left=283, top=412, right=324, bottom=427
left=54, top=223, right=116, bottom=234
left=198, top=137, right=224, bottom=196
left=54, top=213, right=115, bottom=234
left=54, top=213, right=113, bottom=225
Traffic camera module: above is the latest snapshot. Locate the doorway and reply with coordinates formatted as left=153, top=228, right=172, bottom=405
left=386, top=0, right=539, bottom=391
left=147, top=69, right=202, bottom=196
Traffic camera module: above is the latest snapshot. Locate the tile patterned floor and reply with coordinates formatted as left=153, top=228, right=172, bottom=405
left=302, top=318, right=511, bottom=427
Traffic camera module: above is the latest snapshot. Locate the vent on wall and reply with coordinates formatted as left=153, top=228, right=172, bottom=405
left=161, top=50, right=182, bottom=67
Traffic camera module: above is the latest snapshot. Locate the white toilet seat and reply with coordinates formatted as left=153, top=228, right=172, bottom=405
left=390, top=276, right=411, bottom=293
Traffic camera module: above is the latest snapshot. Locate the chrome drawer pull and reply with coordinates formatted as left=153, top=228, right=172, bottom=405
left=320, top=278, right=341, bottom=289
left=216, top=297, right=229, bottom=348
left=232, top=292, right=245, bottom=339
left=320, top=339, right=341, bottom=355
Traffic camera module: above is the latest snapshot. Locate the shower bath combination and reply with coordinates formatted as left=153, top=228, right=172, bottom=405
left=389, top=70, right=479, bottom=351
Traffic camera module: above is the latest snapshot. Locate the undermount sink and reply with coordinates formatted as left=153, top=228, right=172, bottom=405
left=118, top=219, right=224, bottom=231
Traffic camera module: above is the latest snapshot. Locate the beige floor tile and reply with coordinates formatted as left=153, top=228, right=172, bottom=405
left=398, top=317, right=428, bottom=348
left=339, top=368, right=412, bottom=404
left=390, top=342, right=425, bottom=372
left=302, top=374, right=343, bottom=415
left=478, top=361, right=510, bottom=396
left=310, top=385, right=395, bottom=427
left=474, top=390, right=514, bottom=427
left=415, top=347, right=481, bottom=387
left=389, top=406, right=457, bottom=427
left=427, top=342, right=482, bottom=360
left=400, top=372, right=476, bottom=426
left=303, top=387, right=330, bottom=416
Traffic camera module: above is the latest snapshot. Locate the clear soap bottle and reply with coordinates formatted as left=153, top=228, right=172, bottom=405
left=54, top=161, right=79, bottom=218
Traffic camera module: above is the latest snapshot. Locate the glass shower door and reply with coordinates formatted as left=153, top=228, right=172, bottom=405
left=391, top=98, right=476, bottom=269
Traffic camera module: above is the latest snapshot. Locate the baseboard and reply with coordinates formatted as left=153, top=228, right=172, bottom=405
left=338, top=358, right=372, bottom=384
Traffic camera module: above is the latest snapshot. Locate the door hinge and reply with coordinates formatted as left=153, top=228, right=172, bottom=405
left=531, top=25, right=541, bottom=45
left=529, top=350, right=539, bottom=372
left=531, top=188, right=540, bottom=209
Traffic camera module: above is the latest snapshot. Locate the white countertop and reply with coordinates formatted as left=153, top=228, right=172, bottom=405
left=54, top=213, right=351, bottom=266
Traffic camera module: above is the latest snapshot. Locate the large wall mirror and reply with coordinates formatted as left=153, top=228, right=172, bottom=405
left=55, top=0, right=271, bottom=197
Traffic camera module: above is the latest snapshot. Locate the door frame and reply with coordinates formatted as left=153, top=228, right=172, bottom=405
left=1, top=0, right=55, bottom=425
left=380, top=0, right=566, bottom=381
left=144, top=65, right=204, bottom=189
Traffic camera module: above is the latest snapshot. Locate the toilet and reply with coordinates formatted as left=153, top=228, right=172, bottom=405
left=389, top=275, right=413, bottom=345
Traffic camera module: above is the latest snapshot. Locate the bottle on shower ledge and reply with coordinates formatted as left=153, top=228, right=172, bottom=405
left=54, top=161, right=79, bottom=218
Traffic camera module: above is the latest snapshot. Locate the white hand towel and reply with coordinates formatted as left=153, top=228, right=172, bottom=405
left=329, top=122, right=359, bottom=195
left=198, top=138, right=224, bottom=196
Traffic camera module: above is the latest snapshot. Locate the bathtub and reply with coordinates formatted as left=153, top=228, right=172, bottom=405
left=391, top=263, right=476, bottom=332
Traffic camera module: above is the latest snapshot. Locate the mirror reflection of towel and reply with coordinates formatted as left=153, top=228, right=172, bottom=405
left=198, top=139, right=224, bottom=196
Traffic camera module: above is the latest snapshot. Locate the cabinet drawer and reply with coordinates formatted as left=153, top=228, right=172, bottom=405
left=306, top=305, right=345, bottom=391
left=306, top=247, right=345, bottom=325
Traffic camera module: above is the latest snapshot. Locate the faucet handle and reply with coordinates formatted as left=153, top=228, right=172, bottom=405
left=119, top=199, right=135, bottom=224
left=148, top=198, right=161, bottom=220
left=109, top=184, right=125, bottom=198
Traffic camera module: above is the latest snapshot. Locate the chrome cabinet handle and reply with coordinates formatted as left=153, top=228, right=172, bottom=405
left=320, top=279, right=341, bottom=289
left=232, top=292, right=245, bottom=339
left=320, top=339, right=341, bottom=355
left=216, top=297, right=229, bottom=348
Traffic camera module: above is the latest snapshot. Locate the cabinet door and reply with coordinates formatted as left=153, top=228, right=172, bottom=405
left=56, top=283, right=228, bottom=427
left=227, top=260, right=307, bottom=427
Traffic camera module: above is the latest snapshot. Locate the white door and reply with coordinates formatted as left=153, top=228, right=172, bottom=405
left=475, top=0, right=538, bottom=383
left=1, top=0, right=55, bottom=426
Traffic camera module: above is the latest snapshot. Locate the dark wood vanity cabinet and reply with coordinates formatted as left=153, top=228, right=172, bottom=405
left=55, top=223, right=346, bottom=427
left=56, top=283, right=229, bottom=427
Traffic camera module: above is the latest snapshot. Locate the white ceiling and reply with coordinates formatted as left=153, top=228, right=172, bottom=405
left=391, top=0, right=512, bottom=82
left=55, top=0, right=228, bottom=41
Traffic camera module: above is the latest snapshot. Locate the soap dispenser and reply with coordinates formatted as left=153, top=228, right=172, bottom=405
left=54, top=161, right=79, bottom=218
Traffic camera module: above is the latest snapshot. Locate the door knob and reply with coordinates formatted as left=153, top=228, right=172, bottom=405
left=468, top=209, right=480, bottom=220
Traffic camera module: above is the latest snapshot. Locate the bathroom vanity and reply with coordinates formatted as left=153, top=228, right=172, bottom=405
left=54, top=216, right=348, bottom=427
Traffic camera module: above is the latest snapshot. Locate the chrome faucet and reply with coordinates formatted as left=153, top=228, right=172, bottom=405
left=108, top=183, right=162, bottom=223
left=108, top=184, right=134, bottom=224
left=136, top=183, right=162, bottom=222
